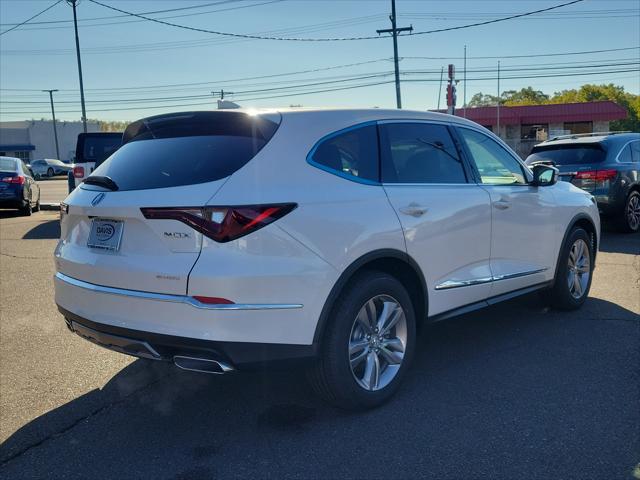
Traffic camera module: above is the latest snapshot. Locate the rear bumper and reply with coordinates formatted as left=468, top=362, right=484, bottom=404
left=54, top=271, right=318, bottom=367
left=59, top=306, right=316, bottom=369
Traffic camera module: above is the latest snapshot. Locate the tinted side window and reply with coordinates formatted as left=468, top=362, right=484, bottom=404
left=618, top=144, right=632, bottom=163
left=458, top=128, right=527, bottom=185
left=629, top=141, right=640, bottom=163
left=380, top=123, right=466, bottom=183
left=310, top=125, right=378, bottom=182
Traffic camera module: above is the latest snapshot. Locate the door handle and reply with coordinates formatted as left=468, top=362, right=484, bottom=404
left=493, top=200, right=511, bottom=210
left=399, top=203, right=428, bottom=217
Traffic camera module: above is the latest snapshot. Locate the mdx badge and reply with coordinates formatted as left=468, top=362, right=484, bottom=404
left=164, top=232, right=191, bottom=239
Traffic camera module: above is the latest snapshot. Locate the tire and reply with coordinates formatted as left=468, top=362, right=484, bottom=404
left=619, top=191, right=640, bottom=233
left=33, top=197, right=40, bottom=212
left=20, top=200, right=32, bottom=216
left=308, top=270, right=416, bottom=410
left=47, top=167, right=54, bottom=177
left=549, top=227, right=593, bottom=310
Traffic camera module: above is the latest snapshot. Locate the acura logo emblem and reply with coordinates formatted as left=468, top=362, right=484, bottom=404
left=91, top=193, right=106, bottom=206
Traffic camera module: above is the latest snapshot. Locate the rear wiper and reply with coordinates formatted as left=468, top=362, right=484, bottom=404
left=83, top=175, right=119, bottom=191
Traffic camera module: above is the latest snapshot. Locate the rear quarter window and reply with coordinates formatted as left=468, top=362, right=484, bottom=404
left=308, top=124, right=379, bottom=183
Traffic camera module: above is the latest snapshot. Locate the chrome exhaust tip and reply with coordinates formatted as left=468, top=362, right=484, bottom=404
left=173, top=355, right=234, bottom=375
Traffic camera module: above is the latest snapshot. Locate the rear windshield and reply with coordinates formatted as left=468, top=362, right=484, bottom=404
left=527, top=144, right=606, bottom=165
left=0, top=158, right=17, bottom=172
left=88, top=112, right=279, bottom=191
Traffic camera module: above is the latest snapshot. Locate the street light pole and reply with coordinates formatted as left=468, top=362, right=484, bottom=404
left=42, top=89, right=60, bottom=159
left=67, top=0, right=87, bottom=133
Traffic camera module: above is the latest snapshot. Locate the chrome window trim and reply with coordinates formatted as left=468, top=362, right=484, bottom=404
left=55, top=272, right=303, bottom=310
left=435, top=268, right=548, bottom=290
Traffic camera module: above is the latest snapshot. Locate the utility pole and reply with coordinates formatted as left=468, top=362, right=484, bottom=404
left=496, top=60, right=501, bottom=138
left=67, top=0, right=87, bottom=133
left=42, top=89, right=60, bottom=159
left=463, top=45, right=467, bottom=118
left=212, top=89, right=233, bottom=100
left=376, top=0, right=412, bottom=109
left=437, top=66, right=444, bottom=110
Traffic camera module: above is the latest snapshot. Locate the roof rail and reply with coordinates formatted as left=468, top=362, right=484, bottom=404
left=545, top=131, right=632, bottom=142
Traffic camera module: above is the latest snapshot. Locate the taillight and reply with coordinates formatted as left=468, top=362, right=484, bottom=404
left=1, top=175, right=25, bottom=184
left=574, top=169, right=617, bottom=181
left=140, top=203, right=297, bottom=243
left=73, top=166, right=84, bottom=178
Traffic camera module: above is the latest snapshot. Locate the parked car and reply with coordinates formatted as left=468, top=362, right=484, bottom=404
left=30, top=158, right=73, bottom=178
left=70, top=132, right=123, bottom=192
left=0, top=156, right=40, bottom=215
left=526, top=132, right=640, bottom=232
left=54, top=109, right=600, bottom=409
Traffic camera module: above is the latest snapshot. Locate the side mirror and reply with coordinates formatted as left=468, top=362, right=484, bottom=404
left=532, top=164, right=558, bottom=187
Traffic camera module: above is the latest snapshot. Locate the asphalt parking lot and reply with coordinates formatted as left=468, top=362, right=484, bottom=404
left=0, top=210, right=638, bottom=479
left=35, top=176, right=69, bottom=207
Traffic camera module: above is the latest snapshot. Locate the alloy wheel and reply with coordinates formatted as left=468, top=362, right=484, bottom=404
left=626, top=194, right=640, bottom=231
left=567, top=238, right=590, bottom=299
left=348, top=295, right=407, bottom=391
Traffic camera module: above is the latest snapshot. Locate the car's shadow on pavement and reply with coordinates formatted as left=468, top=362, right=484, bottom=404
left=0, top=209, right=25, bottom=219
left=1, top=296, right=638, bottom=479
left=22, top=219, right=60, bottom=240
left=598, top=229, right=640, bottom=255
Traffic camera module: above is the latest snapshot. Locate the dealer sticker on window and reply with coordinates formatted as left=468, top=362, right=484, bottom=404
left=87, top=218, right=124, bottom=251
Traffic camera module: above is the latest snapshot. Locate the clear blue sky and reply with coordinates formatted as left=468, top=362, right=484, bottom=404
left=1, top=0, right=639, bottom=122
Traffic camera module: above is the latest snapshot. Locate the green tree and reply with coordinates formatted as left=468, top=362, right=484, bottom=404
left=502, top=87, right=549, bottom=106
left=468, top=92, right=500, bottom=107
left=549, top=84, right=639, bottom=131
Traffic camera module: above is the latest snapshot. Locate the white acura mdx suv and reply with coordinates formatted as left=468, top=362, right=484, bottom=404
left=54, top=109, right=599, bottom=409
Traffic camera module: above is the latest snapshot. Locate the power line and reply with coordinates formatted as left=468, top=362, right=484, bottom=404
left=0, top=0, right=63, bottom=36
left=402, top=46, right=640, bottom=60
left=0, top=1, right=240, bottom=26
left=86, top=0, right=585, bottom=41
left=3, top=67, right=637, bottom=115
left=4, top=60, right=637, bottom=104
left=0, top=1, right=285, bottom=32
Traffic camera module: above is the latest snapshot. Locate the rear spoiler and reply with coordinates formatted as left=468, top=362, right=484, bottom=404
left=122, top=111, right=282, bottom=145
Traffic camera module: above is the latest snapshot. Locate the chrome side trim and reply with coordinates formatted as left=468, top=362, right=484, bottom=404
left=434, top=276, right=493, bottom=290
left=491, top=268, right=548, bottom=282
left=434, top=268, right=548, bottom=290
left=55, top=272, right=303, bottom=310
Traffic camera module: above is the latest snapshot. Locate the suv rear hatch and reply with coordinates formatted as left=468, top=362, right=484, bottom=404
left=56, top=111, right=281, bottom=295
left=527, top=142, right=609, bottom=192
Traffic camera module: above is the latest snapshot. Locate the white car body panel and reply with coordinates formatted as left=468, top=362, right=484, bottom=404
left=383, top=183, right=493, bottom=316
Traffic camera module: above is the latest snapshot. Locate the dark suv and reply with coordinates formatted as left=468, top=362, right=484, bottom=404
left=526, top=132, right=640, bottom=233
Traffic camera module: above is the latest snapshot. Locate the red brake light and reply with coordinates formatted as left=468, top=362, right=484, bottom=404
left=140, top=204, right=297, bottom=243
left=192, top=296, right=234, bottom=305
left=73, top=166, right=85, bottom=178
left=1, top=175, right=25, bottom=184
left=575, top=169, right=617, bottom=181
